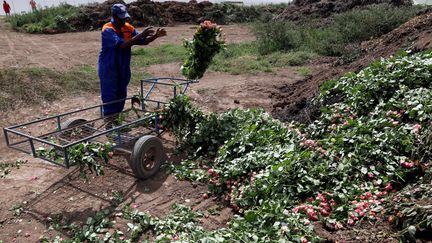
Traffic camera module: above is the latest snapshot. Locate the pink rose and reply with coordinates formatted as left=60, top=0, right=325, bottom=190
left=316, top=193, right=326, bottom=202
left=385, top=183, right=392, bottom=191
left=412, top=124, right=422, bottom=134
left=320, top=208, right=330, bottom=217
left=400, top=161, right=415, bottom=168
left=304, top=139, right=317, bottom=147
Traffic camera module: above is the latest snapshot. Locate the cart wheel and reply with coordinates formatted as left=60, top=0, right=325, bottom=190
left=61, top=118, right=94, bottom=140
left=129, top=135, right=165, bottom=179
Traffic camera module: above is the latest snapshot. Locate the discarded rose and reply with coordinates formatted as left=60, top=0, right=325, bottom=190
left=181, top=20, right=225, bottom=80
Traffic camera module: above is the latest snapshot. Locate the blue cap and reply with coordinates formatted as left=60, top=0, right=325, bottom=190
left=111, top=4, right=130, bottom=19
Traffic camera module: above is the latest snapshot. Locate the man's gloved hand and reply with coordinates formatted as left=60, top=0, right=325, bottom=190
left=155, top=28, right=167, bottom=38
left=142, top=26, right=155, bottom=36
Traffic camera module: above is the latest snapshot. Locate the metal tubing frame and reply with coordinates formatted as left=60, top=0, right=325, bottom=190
left=140, top=77, right=198, bottom=100
left=144, top=82, right=157, bottom=100
left=4, top=113, right=158, bottom=168
left=3, top=128, right=10, bottom=147
left=7, top=97, right=135, bottom=130
left=62, top=113, right=158, bottom=148
left=4, top=77, right=198, bottom=168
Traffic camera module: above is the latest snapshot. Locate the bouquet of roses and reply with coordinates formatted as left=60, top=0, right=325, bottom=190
left=181, top=20, right=225, bottom=80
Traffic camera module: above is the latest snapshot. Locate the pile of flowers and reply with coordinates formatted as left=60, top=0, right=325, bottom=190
left=166, top=51, right=432, bottom=241
left=46, top=51, right=432, bottom=242
left=181, top=20, right=225, bottom=80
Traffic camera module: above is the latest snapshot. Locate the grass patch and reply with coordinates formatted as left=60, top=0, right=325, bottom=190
left=331, top=4, right=422, bottom=43
left=297, top=66, right=312, bottom=77
left=7, top=3, right=78, bottom=33
left=211, top=42, right=318, bottom=74
left=0, top=65, right=151, bottom=111
left=131, top=44, right=186, bottom=67
left=203, top=3, right=287, bottom=24
left=0, top=66, right=99, bottom=111
left=131, top=42, right=318, bottom=75
left=254, top=3, right=425, bottom=56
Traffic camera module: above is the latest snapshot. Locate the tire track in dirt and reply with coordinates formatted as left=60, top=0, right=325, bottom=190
left=0, top=18, right=101, bottom=70
left=24, top=36, right=67, bottom=68
left=0, top=20, right=18, bottom=66
left=0, top=19, right=48, bottom=68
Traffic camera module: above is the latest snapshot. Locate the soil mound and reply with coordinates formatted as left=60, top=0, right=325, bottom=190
left=275, top=0, right=413, bottom=21
left=271, top=10, right=432, bottom=123
left=67, top=0, right=411, bottom=32
left=357, top=8, right=432, bottom=65
left=69, top=0, right=213, bottom=31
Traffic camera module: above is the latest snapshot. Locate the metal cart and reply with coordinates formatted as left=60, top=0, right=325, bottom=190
left=3, top=78, right=197, bottom=179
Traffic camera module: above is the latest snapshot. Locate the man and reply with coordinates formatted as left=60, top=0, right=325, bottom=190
left=3, top=0, right=10, bottom=16
left=29, top=0, right=36, bottom=12
left=98, top=3, right=166, bottom=120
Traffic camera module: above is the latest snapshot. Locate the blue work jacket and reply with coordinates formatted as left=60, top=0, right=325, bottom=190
left=98, top=20, right=139, bottom=115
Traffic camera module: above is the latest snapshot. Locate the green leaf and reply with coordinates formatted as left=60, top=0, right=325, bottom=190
left=244, top=211, right=257, bottom=222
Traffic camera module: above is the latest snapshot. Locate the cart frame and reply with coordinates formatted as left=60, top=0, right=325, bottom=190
left=3, top=77, right=197, bottom=168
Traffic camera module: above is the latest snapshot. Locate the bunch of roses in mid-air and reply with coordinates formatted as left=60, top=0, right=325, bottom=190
left=181, top=20, right=225, bottom=80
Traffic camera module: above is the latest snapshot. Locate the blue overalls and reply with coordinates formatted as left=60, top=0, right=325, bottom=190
left=98, top=20, right=138, bottom=116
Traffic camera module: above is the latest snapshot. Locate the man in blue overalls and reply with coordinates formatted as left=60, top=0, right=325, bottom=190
left=98, top=4, right=166, bottom=125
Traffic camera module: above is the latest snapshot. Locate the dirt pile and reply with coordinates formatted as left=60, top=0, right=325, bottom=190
left=357, top=8, right=432, bottom=66
left=271, top=9, right=432, bottom=123
left=128, top=0, right=213, bottom=26
left=275, top=0, right=413, bottom=21
left=69, top=0, right=213, bottom=31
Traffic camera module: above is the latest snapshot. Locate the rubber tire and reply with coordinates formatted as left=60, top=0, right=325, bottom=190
left=129, top=135, right=165, bottom=179
left=60, top=118, right=93, bottom=139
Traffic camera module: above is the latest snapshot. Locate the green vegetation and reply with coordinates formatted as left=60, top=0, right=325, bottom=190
left=235, top=43, right=317, bottom=72
left=0, top=66, right=97, bottom=111
left=160, top=51, right=432, bottom=242
left=131, top=3, right=424, bottom=75
left=131, top=44, right=186, bottom=66
left=7, top=3, right=79, bottom=33
left=203, top=3, right=287, bottom=24
left=0, top=65, right=149, bottom=111
left=131, top=43, right=318, bottom=75
left=255, top=4, right=424, bottom=56
left=331, top=4, right=421, bottom=43
left=36, top=142, right=113, bottom=179
left=0, top=160, right=28, bottom=178
left=212, top=43, right=317, bottom=74
left=46, top=51, right=432, bottom=242
left=297, top=66, right=312, bottom=77
left=7, top=3, right=287, bottom=34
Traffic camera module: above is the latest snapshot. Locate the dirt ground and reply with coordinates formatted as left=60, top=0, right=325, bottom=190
left=0, top=19, right=312, bottom=242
